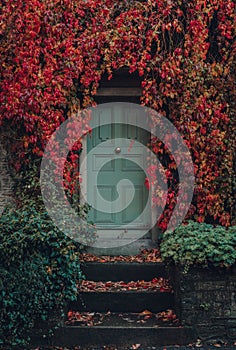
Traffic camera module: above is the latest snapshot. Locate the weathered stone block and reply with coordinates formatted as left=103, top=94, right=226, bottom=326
left=169, top=266, right=236, bottom=342
left=227, top=327, right=236, bottom=339
left=195, top=324, right=226, bottom=340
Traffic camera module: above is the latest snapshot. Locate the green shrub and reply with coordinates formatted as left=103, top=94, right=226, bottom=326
left=160, top=221, right=236, bottom=268
left=0, top=205, right=84, bottom=348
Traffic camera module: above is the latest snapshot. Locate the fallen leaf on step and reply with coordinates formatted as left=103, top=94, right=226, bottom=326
left=137, top=319, right=146, bottom=324
left=140, top=309, right=152, bottom=315
left=144, top=314, right=152, bottom=319
left=131, top=344, right=141, bottom=349
left=80, top=248, right=162, bottom=263
left=78, top=279, right=172, bottom=292
left=123, top=317, right=135, bottom=323
left=67, top=310, right=74, bottom=318
left=195, top=339, right=203, bottom=347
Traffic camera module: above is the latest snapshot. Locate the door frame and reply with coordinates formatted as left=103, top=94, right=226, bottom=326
left=79, top=96, right=158, bottom=243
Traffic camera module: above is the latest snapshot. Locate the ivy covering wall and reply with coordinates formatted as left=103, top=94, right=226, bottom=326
left=0, top=0, right=235, bottom=228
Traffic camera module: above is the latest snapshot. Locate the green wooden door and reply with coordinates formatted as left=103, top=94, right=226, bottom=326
left=86, top=104, right=150, bottom=232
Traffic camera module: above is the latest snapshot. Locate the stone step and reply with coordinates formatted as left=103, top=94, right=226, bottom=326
left=86, top=239, right=157, bottom=256
left=29, top=260, right=197, bottom=349
left=81, top=262, right=168, bottom=281
left=69, top=290, right=174, bottom=313
left=66, top=310, right=180, bottom=327
left=52, top=324, right=196, bottom=347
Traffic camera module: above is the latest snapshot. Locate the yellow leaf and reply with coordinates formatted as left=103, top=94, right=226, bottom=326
left=140, top=310, right=152, bottom=315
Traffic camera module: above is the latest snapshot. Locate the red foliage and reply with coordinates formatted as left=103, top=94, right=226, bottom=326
left=0, top=0, right=235, bottom=227
left=78, top=278, right=172, bottom=293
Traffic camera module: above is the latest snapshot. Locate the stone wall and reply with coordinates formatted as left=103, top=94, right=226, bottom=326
left=0, top=139, right=12, bottom=215
left=170, top=266, right=236, bottom=343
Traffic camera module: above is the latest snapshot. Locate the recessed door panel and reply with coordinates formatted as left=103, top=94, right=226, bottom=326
left=86, top=104, right=151, bottom=232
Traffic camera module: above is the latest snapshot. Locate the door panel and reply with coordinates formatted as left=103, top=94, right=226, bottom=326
left=86, top=104, right=151, bottom=232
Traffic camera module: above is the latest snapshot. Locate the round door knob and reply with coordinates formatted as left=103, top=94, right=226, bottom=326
left=115, top=147, right=121, bottom=154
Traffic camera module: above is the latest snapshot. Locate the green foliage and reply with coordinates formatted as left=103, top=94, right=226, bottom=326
left=160, top=221, right=236, bottom=268
left=0, top=205, right=83, bottom=348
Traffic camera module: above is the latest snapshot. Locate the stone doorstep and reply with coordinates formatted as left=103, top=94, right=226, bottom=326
left=86, top=238, right=157, bottom=256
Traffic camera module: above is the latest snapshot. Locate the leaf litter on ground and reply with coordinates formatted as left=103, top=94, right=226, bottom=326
left=66, top=309, right=179, bottom=327
left=80, top=249, right=162, bottom=263
left=77, top=277, right=172, bottom=292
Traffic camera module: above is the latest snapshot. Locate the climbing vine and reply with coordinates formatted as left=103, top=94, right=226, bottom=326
left=0, top=0, right=235, bottom=228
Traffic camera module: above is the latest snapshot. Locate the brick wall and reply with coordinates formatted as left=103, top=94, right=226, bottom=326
left=0, top=139, right=12, bottom=215
left=170, top=266, right=236, bottom=343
